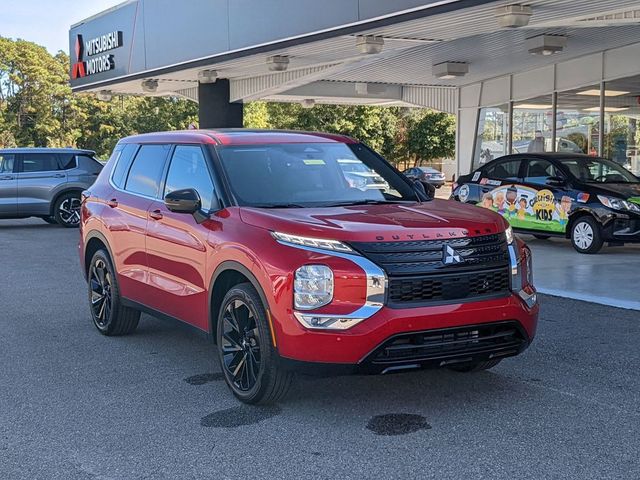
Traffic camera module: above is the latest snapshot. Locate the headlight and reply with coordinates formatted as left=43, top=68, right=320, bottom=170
left=294, top=265, right=333, bottom=310
left=597, top=195, right=640, bottom=213
left=272, top=231, right=353, bottom=253
left=458, top=184, right=470, bottom=203
left=505, top=226, right=514, bottom=245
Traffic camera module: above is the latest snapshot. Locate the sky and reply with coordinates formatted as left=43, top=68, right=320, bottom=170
left=1, top=0, right=123, bottom=54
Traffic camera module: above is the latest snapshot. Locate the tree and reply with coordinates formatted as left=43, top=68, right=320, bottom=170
left=406, top=110, right=455, bottom=166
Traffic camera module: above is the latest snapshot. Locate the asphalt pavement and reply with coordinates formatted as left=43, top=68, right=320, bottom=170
left=1, top=218, right=639, bottom=480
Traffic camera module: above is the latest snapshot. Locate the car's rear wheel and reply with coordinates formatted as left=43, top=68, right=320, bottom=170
left=88, top=249, right=140, bottom=336
left=53, top=192, right=81, bottom=228
left=571, top=216, right=604, bottom=254
left=216, top=283, right=293, bottom=404
left=448, top=359, right=502, bottom=372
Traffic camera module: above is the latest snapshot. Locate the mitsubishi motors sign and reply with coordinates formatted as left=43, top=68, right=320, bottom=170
left=72, top=31, right=123, bottom=79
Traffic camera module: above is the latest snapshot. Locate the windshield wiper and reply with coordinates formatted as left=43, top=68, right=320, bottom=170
left=248, top=203, right=307, bottom=209
left=322, top=199, right=408, bottom=207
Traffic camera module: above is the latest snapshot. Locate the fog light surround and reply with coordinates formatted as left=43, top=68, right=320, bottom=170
left=294, top=265, right=334, bottom=310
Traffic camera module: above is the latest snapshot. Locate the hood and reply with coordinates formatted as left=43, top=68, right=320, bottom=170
left=239, top=199, right=507, bottom=243
left=584, top=182, right=640, bottom=200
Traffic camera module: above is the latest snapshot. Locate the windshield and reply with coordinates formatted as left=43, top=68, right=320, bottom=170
left=557, top=157, right=638, bottom=184
left=216, top=142, right=417, bottom=207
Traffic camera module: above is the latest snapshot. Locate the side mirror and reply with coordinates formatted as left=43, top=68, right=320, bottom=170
left=546, top=176, right=566, bottom=187
left=164, top=188, right=201, bottom=214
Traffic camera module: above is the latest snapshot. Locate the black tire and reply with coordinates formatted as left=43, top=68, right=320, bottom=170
left=41, top=216, right=58, bottom=225
left=571, top=216, right=604, bottom=254
left=448, top=359, right=502, bottom=373
left=216, top=283, right=293, bottom=405
left=88, top=249, right=140, bottom=336
left=533, top=234, right=551, bottom=240
left=53, top=192, right=81, bottom=228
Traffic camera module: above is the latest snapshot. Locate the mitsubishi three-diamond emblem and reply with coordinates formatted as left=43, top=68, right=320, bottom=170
left=443, top=245, right=463, bottom=265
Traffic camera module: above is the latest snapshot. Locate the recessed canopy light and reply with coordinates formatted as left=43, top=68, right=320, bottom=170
left=96, top=90, right=112, bottom=102
left=356, top=36, right=384, bottom=55
left=514, top=103, right=552, bottom=109
left=300, top=99, right=316, bottom=109
left=526, top=34, right=566, bottom=56
left=495, top=4, right=533, bottom=28
left=577, top=89, right=630, bottom=97
left=267, top=55, right=290, bottom=72
left=433, top=62, right=469, bottom=79
left=584, top=106, right=629, bottom=112
left=141, top=79, right=158, bottom=93
left=198, top=69, right=218, bottom=84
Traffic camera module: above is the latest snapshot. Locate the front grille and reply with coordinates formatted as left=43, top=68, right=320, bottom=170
left=388, top=268, right=510, bottom=306
left=365, top=322, right=527, bottom=366
left=350, top=233, right=509, bottom=276
left=350, top=234, right=511, bottom=306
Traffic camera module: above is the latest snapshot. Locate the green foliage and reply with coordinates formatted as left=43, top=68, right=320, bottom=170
left=406, top=110, right=456, bottom=165
left=0, top=36, right=457, bottom=163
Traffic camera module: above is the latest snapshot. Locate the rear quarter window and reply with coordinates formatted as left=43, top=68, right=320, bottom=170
left=111, top=144, right=139, bottom=188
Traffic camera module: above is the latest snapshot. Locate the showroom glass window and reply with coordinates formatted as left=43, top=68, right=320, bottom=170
left=164, top=146, right=215, bottom=211
left=512, top=95, right=553, bottom=155
left=602, top=75, right=640, bottom=176
left=473, top=105, right=509, bottom=169
left=556, top=85, right=601, bottom=155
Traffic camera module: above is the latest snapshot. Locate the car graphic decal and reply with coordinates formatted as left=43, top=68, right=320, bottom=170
left=476, top=184, right=572, bottom=233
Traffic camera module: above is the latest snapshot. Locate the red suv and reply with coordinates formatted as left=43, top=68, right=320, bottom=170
left=80, top=130, right=538, bottom=404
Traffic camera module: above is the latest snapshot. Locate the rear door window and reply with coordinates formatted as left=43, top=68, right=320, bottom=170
left=124, top=145, right=170, bottom=197
left=20, top=153, right=60, bottom=172
left=483, top=159, right=522, bottom=181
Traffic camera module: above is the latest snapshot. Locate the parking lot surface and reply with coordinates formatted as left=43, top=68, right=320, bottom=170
left=1, top=218, right=639, bottom=480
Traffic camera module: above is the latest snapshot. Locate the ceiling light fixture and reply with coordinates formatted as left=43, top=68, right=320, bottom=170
left=433, top=62, right=469, bottom=79
left=356, top=36, right=384, bottom=55
left=584, top=106, right=629, bottom=112
left=526, top=34, right=567, bottom=56
left=577, top=89, right=630, bottom=97
left=96, top=90, right=112, bottom=102
left=141, top=79, right=159, bottom=93
left=267, top=55, right=290, bottom=72
left=514, top=103, right=553, bottom=109
left=300, top=99, right=316, bottom=109
left=198, top=69, right=218, bottom=84
left=495, top=4, right=533, bottom=28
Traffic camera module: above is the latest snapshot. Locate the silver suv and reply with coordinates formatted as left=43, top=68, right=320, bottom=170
left=0, top=148, right=103, bottom=227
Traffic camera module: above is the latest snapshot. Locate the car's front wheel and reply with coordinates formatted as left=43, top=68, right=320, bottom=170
left=88, top=250, right=140, bottom=335
left=53, top=192, right=81, bottom=227
left=216, top=283, right=293, bottom=404
left=571, top=216, right=604, bottom=254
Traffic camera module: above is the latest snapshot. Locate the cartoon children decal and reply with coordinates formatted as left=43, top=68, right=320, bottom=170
left=517, top=197, right=528, bottom=220
left=481, top=192, right=494, bottom=209
left=556, top=195, right=572, bottom=227
left=506, top=186, right=518, bottom=218
left=494, top=191, right=506, bottom=215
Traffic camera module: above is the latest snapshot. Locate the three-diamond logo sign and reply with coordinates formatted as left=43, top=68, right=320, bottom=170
left=71, top=31, right=123, bottom=79
left=443, top=245, right=463, bottom=265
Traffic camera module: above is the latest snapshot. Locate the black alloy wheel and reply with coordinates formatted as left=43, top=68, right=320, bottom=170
left=216, top=283, right=293, bottom=404
left=90, top=258, right=113, bottom=328
left=221, top=299, right=261, bottom=392
left=87, top=250, right=140, bottom=336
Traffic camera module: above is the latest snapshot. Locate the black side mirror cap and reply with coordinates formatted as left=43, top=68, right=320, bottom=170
left=164, top=188, right=202, bottom=214
left=546, top=176, right=566, bottom=187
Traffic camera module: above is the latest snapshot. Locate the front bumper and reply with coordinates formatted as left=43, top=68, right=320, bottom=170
left=274, top=293, right=538, bottom=367
left=602, top=214, right=640, bottom=242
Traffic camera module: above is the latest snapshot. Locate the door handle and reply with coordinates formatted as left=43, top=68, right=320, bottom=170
left=149, top=209, right=163, bottom=220
left=0, top=175, right=13, bottom=180
left=107, top=198, right=118, bottom=208
left=53, top=173, right=65, bottom=178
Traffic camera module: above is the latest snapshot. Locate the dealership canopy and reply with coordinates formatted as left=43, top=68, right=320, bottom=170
left=70, top=0, right=640, bottom=175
